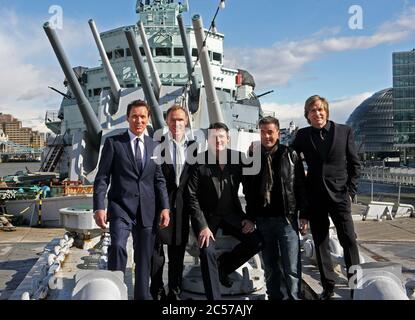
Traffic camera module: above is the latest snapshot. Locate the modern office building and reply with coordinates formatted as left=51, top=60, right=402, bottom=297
left=0, top=113, right=44, bottom=148
left=393, top=49, right=415, bottom=166
left=346, top=88, right=397, bottom=162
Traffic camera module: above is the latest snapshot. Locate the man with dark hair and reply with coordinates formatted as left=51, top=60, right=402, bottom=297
left=187, top=122, right=263, bottom=300
left=93, top=99, right=170, bottom=300
left=245, top=116, right=307, bottom=300
left=292, top=95, right=361, bottom=300
left=150, top=105, right=197, bottom=300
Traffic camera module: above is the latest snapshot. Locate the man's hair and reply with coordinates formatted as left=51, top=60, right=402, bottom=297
left=208, top=122, right=229, bottom=132
left=126, top=100, right=151, bottom=117
left=166, top=104, right=188, bottom=119
left=304, top=95, right=329, bottom=124
left=258, top=116, right=280, bottom=130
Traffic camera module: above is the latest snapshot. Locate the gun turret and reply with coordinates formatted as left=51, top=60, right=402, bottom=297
left=191, top=15, right=224, bottom=124
left=43, top=22, right=102, bottom=152
left=177, top=14, right=200, bottom=114
left=88, top=19, right=121, bottom=103
left=124, top=27, right=165, bottom=131
left=137, top=21, right=162, bottom=100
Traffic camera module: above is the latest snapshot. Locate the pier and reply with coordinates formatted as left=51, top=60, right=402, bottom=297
left=0, top=141, right=42, bottom=163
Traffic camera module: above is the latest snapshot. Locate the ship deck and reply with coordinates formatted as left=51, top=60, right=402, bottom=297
left=1, top=217, right=414, bottom=300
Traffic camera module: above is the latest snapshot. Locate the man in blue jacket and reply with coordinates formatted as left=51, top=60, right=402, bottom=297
left=93, top=99, right=170, bottom=300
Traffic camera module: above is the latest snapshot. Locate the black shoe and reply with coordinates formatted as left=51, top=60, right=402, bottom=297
left=167, top=290, right=181, bottom=301
left=319, top=288, right=334, bottom=300
left=152, top=288, right=167, bottom=301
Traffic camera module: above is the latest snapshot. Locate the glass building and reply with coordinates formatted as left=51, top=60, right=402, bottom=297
left=393, top=49, right=415, bottom=166
left=346, top=88, right=397, bottom=162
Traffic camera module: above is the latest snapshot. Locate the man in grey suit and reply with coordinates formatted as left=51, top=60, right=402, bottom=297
left=150, top=105, right=197, bottom=300
left=93, top=99, right=170, bottom=300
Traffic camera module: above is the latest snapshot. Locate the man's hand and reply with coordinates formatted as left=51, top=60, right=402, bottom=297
left=94, top=210, right=108, bottom=229
left=198, top=227, right=215, bottom=248
left=159, top=209, right=170, bottom=229
left=242, top=219, right=255, bottom=234
left=299, top=219, right=309, bottom=236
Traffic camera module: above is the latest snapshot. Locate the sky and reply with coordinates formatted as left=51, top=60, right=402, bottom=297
left=0, top=0, right=414, bottom=132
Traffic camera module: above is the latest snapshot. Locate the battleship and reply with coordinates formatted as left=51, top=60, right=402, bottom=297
left=1, top=0, right=414, bottom=302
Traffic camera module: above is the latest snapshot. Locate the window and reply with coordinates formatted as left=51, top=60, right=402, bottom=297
left=126, top=48, right=132, bottom=57
left=139, top=47, right=145, bottom=56
left=174, top=47, right=184, bottom=56
left=126, top=84, right=135, bottom=88
left=212, top=52, right=222, bottom=63
left=155, top=47, right=171, bottom=57
left=192, top=48, right=198, bottom=57
left=114, top=48, right=125, bottom=59
left=93, top=88, right=102, bottom=96
left=106, top=51, right=113, bottom=60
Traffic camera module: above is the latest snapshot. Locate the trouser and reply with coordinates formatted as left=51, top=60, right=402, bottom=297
left=256, top=216, right=301, bottom=300
left=108, top=217, right=156, bottom=300
left=150, top=242, right=187, bottom=298
left=309, top=193, right=360, bottom=290
left=199, top=214, right=263, bottom=300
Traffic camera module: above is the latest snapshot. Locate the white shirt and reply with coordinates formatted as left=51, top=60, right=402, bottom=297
left=167, top=131, right=188, bottom=165
left=128, top=129, right=145, bottom=167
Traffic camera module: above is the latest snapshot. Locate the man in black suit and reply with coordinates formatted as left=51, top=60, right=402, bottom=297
left=93, top=99, right=170, bottom=300
left=150, top=105, right=197, bottom=300
left=292, top=95, right=361, bottom=300
left=188, top=122, right=263, bottom=300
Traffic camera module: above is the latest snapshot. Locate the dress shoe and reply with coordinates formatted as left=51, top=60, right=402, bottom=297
left=319, top=288, right=334, bottom=300
left=152, top=288, right=167, bottom=301
left=167, top=290, right=181, bottom=301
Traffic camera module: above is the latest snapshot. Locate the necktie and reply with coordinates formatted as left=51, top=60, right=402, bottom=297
left=320, top=128, right=326, bottom=141
left=135, top=138, right=143, bottom=174
left=173, top=139, right=185, bottom=187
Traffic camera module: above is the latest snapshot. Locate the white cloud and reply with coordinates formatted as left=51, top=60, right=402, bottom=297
left=0, top=8, right=96, bottom=132
left=261, top=91, right=374, bottom=129
left=225, top=6, right=415, bottom=89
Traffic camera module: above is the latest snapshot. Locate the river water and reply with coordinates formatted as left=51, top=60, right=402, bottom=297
left=0, top=162, right=41, bottom=177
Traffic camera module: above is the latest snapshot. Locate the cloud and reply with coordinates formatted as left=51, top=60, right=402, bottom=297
left=261, top=91, right=373, bottom=129
left=225, top=6, right=415, bottom=89
left=0, top=8, right=96, bottom=132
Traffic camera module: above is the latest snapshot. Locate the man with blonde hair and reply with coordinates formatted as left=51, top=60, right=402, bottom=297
left=292, top=95, right=361, bottom=300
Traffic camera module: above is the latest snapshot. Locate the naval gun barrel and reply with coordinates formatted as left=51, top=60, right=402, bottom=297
left=124, top=28, right=165, bottom=131
left=43, top=22, right=102, bottom=151
left=177, top=14, right=200, bottom=113
left=137, top=21, right=162, bottom=100
left=88, top=19, right=121, bottom=102
left=191, top=15, right=224, bottom=124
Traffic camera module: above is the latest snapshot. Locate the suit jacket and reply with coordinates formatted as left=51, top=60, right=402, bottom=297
left=157, top=135, right=197, bottom=245
left=187, top=149, right=247, bottom=235
left=93, top=131, right=169, bottom=227
left=292, top=121, right=361, bottom=214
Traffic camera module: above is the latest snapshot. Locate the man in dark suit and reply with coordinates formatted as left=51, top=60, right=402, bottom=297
left=93, top=99, right=170, bottom=300
left=292, top=95, right=361, bottom=300
left=188, top=122, right=263, bottom=300
left=150, top=105, right=197, bottom=300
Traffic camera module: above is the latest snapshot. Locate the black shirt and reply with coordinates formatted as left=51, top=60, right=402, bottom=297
left=311, top=121, right=333, bottom=161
